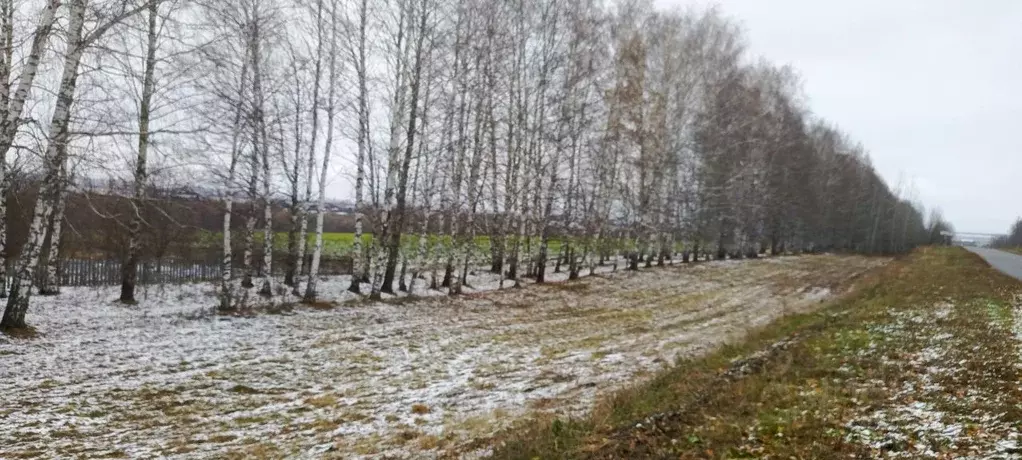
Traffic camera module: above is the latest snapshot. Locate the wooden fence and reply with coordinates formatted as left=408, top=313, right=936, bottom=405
left=24, top=245, right=620, bottom=288
left=32, top=255, right=354, bottom=287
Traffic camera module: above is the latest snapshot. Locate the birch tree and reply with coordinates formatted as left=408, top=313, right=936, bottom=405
left=38, top=153, right=69, bottom=295
left=303, top=0, right=341, bottom=303
left=244, top=0, right=275, bottom=297
left=0, top=0, right=61, bottom=298
left=0, top=0, right=942, bottom=330
left=203, top=0, right=254, bottom=311
left=346, top=0, right=370, bottom=293
left=119, top=1, right=161, bottom=303
left=285, top=0, right=324, bottom=290
left=4, top=0, right=154, bottom=329
left=368, top=0, right=416, bottom=300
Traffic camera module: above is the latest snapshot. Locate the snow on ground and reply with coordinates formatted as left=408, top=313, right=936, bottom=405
left=844, top=300, right=1022, bottom=459
left=0, top=254, right=883, bottom=459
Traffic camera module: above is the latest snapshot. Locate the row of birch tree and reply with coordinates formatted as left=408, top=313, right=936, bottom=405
left=0, top=0, right=937, bottom=329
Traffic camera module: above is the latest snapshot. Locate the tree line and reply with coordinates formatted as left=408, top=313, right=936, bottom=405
left=992, top=219, right=1022, bottom=248
left=0, top=0, right=942, bottom=330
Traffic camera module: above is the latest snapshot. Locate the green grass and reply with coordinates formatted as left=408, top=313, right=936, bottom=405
left=199, top=229, right=705, bottom=264
left=199, top=231, right=575, bottom=258
left=998, top=247, right=1022, bottom=256
left=487, top=247, right=1022, bottom=459
left=199, top=231, right=368, bottom=257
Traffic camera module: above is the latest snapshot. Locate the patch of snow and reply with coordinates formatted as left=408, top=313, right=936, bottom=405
left=0, top=254, right=882, bottom=458
left=845, top=300, right=1022, bottom=459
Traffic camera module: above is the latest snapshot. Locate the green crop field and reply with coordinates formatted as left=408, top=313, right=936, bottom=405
left=197, top=230, right=709, bottom=260
left=198, top=230, right=709, bottom=260
left=200, top=231, right=567, bottom=258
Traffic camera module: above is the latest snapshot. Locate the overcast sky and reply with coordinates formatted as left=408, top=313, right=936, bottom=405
left=655, top=0, right=1022, bottom=234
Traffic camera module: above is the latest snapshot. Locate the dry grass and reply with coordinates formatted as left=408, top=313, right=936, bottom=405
left=302, top=299, right=340, bottom=310
left=0, top=325, right=39, bottom=340
left=0, top=254, right=887, bottom=459
left=488, top=247, right=1022, bottom=459
left=304, top=394, right=338, bottom=408
left=999, top=247, right=1022, bottom=256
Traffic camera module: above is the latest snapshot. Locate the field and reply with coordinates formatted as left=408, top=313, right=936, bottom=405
left=199, top=232, right=565, bottom=259
left=494, top=247, right=1022, bottom=459
left=0, top=254, right=883, bottom=458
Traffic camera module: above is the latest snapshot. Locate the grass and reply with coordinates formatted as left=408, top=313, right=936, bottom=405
left=3, top=251, right=882, bottom=459
left=999, top=246, right=1022, bottom=256
left=198, top=231, right=699, bottom=259
left=0, top=324, right=39, bottom=339
left=202, top=230, right=551, bottom=253
left=199, top=231, right=371, bottom=257
left=304, top=394, right=338, bottom=408
left=486, top=247, right=1022, bottom=459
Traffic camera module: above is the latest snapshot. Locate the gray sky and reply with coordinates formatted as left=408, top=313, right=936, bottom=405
left=658, top=0, right=1022, bottom=234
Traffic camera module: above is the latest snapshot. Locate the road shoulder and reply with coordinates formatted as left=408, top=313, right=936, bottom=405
left=490, top=247, right=1022, bottom=459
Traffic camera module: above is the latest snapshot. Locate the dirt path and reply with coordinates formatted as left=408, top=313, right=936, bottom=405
left=0, top=255, right=886, bottom=459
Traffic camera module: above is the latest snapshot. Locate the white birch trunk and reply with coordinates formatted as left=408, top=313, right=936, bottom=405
left=0, top=0, right=13, bottom=114
left=40, top=160, right=67, bottom=296
left=303, top=87, right=337, bottom=303
left=291, top=0, right=325, bottom=293
left=443, top=82, right=468, bottom=291
left=285, top=87, right=303, bottom=287
left=248, top=8, right=274, bottom=298
left=259, top=153, right=273, bottom=296
left=348, top=0, right=369, bottom=293
left=1, top=0, right=85, bottom=329
left=407, top=25, right=435, bottom=296
left=368, top=4, right=409, bottom=300
left=221, top=180, right=237, bottom=311
left=399, top=137, right=423, bottom=293
left=304, top=0, right=340, bottom=303
left=452, top=80, right=487, bottom=294
left=500, top=65, right=521, bottom=288
left=120, top=2, right=158, bottom=304
left=428, top=153, right=449, bottom=291
left=241, top=158, right=258, bottom=288
left=0, top=0, right=60, bottom=298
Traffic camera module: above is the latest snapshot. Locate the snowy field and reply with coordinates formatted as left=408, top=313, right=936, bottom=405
left=843, top=298, right=1022, bottom=459
left=0, top=254, right=886, bottom=459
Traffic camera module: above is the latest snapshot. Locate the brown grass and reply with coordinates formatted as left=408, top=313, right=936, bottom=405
left=304, top=394, right=338, bottom=408
left=302, top=299, right=340, bottom=310
left=1, top=325, right=39, bottom=339
left=486, top=247, right=1021, bottom=459
left=542, top=281, right=591, bottom=293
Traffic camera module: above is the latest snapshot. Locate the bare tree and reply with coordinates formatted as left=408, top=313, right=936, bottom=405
left=0, top=0, right=62, bottom=298
left=286, top=0, right=325, bottom=291
left=346, top=0, right=370, bottom=294
left=4, top=0, right=156, bottom=329
left=119, top=0, right=161, bottom=303
left=303, top=0, right=341, bottom=303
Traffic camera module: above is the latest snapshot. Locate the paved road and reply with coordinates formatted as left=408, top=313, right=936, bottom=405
left=967, top=247, right=1022, bottom=280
